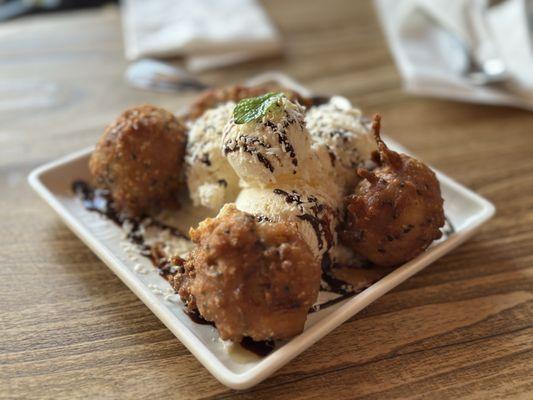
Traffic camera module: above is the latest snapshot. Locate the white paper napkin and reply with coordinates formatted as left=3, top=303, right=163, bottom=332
left=374, top=0, right=533, bottom=110
left=121, top=0, right=282, bottom=72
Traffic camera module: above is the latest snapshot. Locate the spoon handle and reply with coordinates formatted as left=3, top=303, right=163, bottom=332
left=464, top=0, right=506, bottom=76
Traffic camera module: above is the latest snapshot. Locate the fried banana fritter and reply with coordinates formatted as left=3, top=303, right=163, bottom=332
left=89, top=104, right=187, bottom=216
left=340, top=115, right=445, bottom=267
left=174, top=204, right=321, bottom=341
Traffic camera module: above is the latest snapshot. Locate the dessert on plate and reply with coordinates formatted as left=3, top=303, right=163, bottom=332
left=79, top=85, right=445, bottom=344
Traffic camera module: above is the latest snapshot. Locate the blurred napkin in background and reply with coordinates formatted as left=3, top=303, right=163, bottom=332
left=375, top=0, right=533, bottom=110
left=122, top=0, right=281, bottom=72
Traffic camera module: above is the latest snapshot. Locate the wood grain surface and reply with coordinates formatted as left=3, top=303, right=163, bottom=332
left=1, top=1, right=532, bottom=399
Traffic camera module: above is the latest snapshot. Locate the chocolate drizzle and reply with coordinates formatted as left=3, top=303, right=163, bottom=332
left=183, top=310, right=275, bottom=357
left=442, top=216, right=455, bottom=237
left=272, top=188, right=334, bottom=251
left=240, top=337, right=275, bottom=357
left=321, top=254, right=354, bottom=296
left=256, top=153, right=274, bottom=173
left=72, top=180, right=122, bottom=225
left=297, top=214, right=325, bottom=250
left=311, top=294, right=353, bottom=313
left=72, top=179, right=455, bottom=358
left=310, top=216, right=457, bottom=314
left=255, top=215, right=272, bottom=223
left=157, top=255, right=185, bottom=281
left=199, top=153, right=211, bottom=166
left=71, top=180, right=186, bottom=278
left=223, top=134, right=275, bottom=172
left=310, top=254, right=367, bottom=313
left=184, top=309, right=215, bottom=326
left=273, top=188, right=303, bottom=205
left=264, top=118, right=298, bottom=167
left=223, top=134, right=271, bottom=155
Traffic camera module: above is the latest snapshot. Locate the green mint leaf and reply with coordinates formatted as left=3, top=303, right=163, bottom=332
left=233, top=92, right=284, bottom=124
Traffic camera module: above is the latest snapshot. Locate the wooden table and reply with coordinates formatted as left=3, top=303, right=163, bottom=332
left=1, top=2, right=532, bottom=399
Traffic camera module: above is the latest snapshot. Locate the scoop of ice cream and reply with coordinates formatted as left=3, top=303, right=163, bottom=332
left=306, top=96, right=377, bottom=192
left=185, top=102, right=240, bottom=210
left=222, top=96, right=313, bottom=188
left=235, top=185, right=338, bottom=260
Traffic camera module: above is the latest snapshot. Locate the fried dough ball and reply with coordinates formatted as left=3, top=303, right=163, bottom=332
left=174, top=204, right=321, bottom=341
left=89, top=105, right=187, bottom=216
left=186, top=85, right=312, bottom=120
left=340, top=115, right=445, bottom=267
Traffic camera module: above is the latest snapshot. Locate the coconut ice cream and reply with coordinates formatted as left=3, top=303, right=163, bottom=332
left=306, top=96, right=377, bottom=192
left=222, top=94, right=313, bottom=188
left=185, top=102, right=240, bottom=210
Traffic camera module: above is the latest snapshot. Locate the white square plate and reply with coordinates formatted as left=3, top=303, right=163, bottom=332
left=28, top=73, right=495, bottom=389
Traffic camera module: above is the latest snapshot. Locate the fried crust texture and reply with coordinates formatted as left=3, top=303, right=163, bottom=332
left=174, top=204, right=321, bottom=341
left=340, top=115, right=445, bottom=267
left=89, top=104, right=187, bottom=215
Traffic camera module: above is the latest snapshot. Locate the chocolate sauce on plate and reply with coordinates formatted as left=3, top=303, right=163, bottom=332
left=240, top=337, right=275, bottom=357
left=183, top=310, right=275, bottom=357
left=71, top=180, right=186, bottom=278
left=184, top=309, right=215, bottom=326
left=72, top=179, right=456, bottom=357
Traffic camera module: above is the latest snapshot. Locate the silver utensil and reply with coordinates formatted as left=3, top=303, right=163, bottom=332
left=525, top=0, right=533, bottom=51
left=463, top=0, right=509, bottom=85
left=125, top=59, right=209, bottom=92
left=418, top=0, right=509, bottom=85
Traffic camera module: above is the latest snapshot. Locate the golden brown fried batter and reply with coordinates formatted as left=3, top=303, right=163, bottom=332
left=89, top=104, right=187, bottom=216
left=174, top=204, right=321, bottom=341
left=186, top=85, right=312, bottom=120
left=340, top=115, right=445, bottom=267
